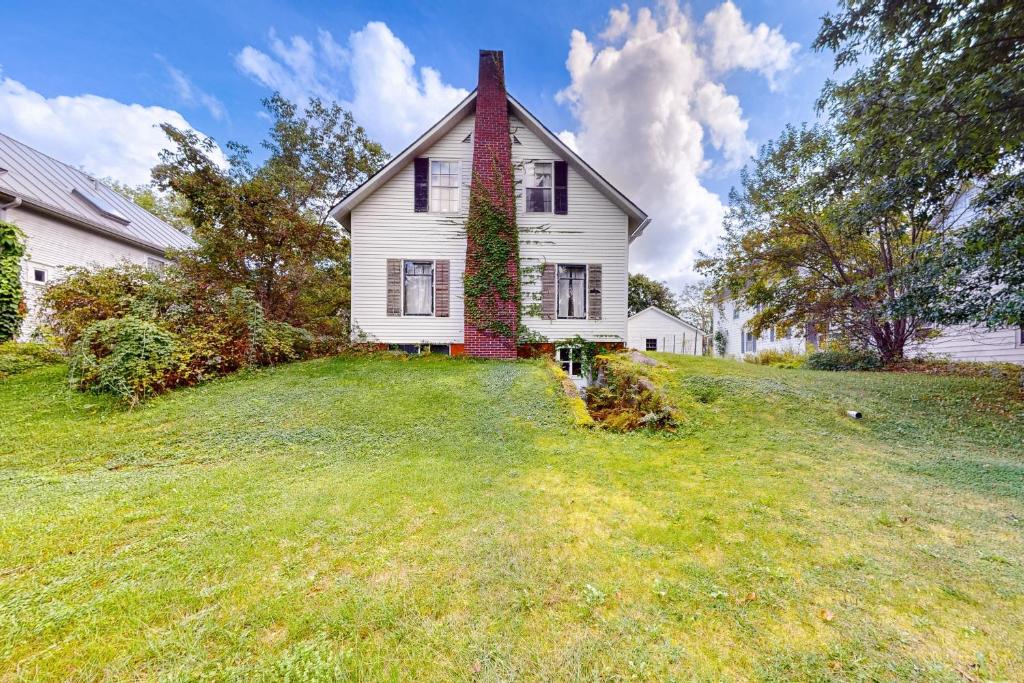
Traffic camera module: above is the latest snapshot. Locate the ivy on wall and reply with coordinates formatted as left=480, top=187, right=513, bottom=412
left=0, top=221, right=26, bottom=342
left=463, top=163, right=520, bottom=338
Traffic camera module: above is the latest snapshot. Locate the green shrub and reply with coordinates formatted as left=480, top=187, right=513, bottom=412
left=0, top=221, right=27, bottom=342
left=68, top=317, right=177, bottom=403
left=747, top=348, right=805, bottom=368
left=44, top=264, right=344, bottom=401
left=805, top=348, right=882, bottom=371
left=0, top=342, right=62, bottom=378
left=40, top=264, right=165, bottom=351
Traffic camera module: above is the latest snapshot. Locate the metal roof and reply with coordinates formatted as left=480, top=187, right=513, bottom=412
left=0, top=132, right=193, bottom=253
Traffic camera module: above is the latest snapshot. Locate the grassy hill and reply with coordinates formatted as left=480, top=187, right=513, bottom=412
left=1, top=354, right=1022, bottom=681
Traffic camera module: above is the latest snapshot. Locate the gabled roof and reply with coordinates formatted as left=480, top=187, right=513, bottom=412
left=629, top=305, right=707, bottom=335
left=0, top=132, right=193, bottom=254
left=329, top=90, right=650, bottom=241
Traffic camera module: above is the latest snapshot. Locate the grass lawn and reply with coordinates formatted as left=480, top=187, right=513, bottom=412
left=1, top=354, right=1023, bottom=681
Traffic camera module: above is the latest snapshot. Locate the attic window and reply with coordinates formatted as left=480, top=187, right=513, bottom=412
left=511, top=135, right=522, bottom=145
left=462, top=133, right=472, bottom=143
left=71, top=187, right=129, bottom=225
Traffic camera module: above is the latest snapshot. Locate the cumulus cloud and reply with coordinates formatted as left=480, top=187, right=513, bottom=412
left=0, top=74, right=226, bottom=186
left=159, top=57, right=227, bottom=121
left=703, top=0, right=798, bottom=87
left=237, top=22, right=468, bottom=152
left=557, top=1, right=798, bottom=285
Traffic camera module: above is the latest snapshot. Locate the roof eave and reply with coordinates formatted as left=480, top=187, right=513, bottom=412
left=329, top=90, right=479, bottom=226
left=1, top=190, right=177, bottom=255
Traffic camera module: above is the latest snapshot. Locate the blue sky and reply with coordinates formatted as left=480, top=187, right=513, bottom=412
left=0, top=0, right=839, bottom=283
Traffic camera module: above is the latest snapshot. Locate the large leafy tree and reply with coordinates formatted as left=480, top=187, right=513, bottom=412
left=153, top=95, right=388, bottom=335
left=628, top=273, right=679, bottom=317
left=698, top=126, right=948, bottom=363
left=815, top=0, right=1024, bottom=328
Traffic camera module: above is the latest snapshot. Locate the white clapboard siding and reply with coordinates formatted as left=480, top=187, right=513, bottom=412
left=350, top=111, right=631, bottom=345
left=11, top=206, right=166, bottom=338
left=511, top=115, right=629, bottom=342
left=714, top=300, right=806, bottom=358
left=627, top=307, right=704, bottom=354
left=908, top=325, right=1024, bottom=363
left=350, top=117, right=472, bottom=344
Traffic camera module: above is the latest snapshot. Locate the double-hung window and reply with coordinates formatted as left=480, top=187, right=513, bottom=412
left=526, top=162, right=553, bottom=213
left=430, top=160, right=459, bottom=213
left=403, top=261, right=434, bottom=316
left=556, top=264, right=587, bottom=319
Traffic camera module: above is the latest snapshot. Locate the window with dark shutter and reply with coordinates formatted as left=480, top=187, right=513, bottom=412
left=413, top=158, right=429, bottom=212
left=557, top=264, right=587, bottom=319
left=435, top=260, right=450, bottom=317
left=541, top=263, right=556, bottom=320
left=587, top=264, right=602, bottom=320
left=386, top=259, right=402, bottom=316
left=554, top=160, right=568, bottom=214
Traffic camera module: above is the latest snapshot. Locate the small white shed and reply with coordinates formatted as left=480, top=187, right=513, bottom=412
left=627, top=306, right=705, bottom=355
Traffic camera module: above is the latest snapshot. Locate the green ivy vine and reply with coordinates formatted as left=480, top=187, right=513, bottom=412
left=0, top=221, right=26, bottom=342
left=463, top=163, right=520, bottom=338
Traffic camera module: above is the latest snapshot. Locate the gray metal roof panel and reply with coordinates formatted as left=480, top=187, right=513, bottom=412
left=0, top=132, right=194, bottom=251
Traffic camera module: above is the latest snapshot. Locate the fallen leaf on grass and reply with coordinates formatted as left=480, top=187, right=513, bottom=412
left=735, top=592, right=757, bottom=606
left=472, top=660, right=482, bottom=674
left=819, top=608, right=835, bottom=622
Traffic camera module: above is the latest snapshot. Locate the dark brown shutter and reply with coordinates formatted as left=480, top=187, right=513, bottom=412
left=554, top=160, right=568, bottom=215
left=541, top=263, right=556, bottom=320
left=414, top=158, right=429, bottom=212
left=587, top=264, right=602, bottom=320
left=386, top=259, right=402, bottom=316
left=435, top=260, right=450, bottom=317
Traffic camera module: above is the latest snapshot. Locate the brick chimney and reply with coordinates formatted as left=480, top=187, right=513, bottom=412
left=464, top=50, right=518, bottom=359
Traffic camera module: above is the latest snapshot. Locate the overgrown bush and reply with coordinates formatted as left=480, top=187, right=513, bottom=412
left=713, top=329, right=728, bottom=356
left=747, top=348, right=805, bottom=369
left=585, top=353, right=679, bottom=431
left=68, top=317, right=176, bottom=403
left=0, top=341, right=61, bottom=378
left=0, top=221, right=27, bottom=342
left=43, top=264, right=334, bottom=402
left=805, top=348, right=882, bottom=371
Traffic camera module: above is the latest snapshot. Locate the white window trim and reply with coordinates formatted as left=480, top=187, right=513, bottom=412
left=556, top=263, right=588, bottom=320
left=555, top=345, right=584, bottom=378
left=524, top=159, right=555, bottom=214
left=428, top=159, right=461, bottom=214
left=1017, top=325, right=1024, bottom=348
left=401, top=259, right=436, bottom=317
left=27, top=264, right=49, bottom=285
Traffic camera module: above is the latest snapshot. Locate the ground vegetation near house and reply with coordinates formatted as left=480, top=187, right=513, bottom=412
left=2, top=354, right=1022, bottom=680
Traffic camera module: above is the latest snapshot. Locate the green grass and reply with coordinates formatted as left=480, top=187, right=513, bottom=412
left=1, top=354, right=1022, bottom=681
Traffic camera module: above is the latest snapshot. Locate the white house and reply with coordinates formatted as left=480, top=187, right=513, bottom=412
left=714, top=299, right=807, bottom=358
left=0, top=132, right=193, bottom=338
left=715, top=297, right=1024, bottom=363
left=330, top=50, right=649, bottom=365
left=907, top=324, right=1024, bottom=363
left=627, top=306, right=705, bottom=355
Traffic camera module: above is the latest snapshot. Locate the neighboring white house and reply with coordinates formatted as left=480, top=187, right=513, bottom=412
left=627, top=306, right=705, bottom=355
left=715, top=297, right=1024, bottom=363
left=714, top=299, right=807, bottom=359
left=907, top=324, right=1024, bottom=363
left=0, top=132, right=193, bottom=338
left=330, top=50, right=649, bottom=362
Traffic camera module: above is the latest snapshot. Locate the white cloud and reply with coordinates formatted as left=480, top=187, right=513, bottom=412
left=160, top=58, right=227, bottom=121
left=236, top=22, right=468, bottom=153
left=703, top=1, right=798, bottom=88
left=557, top=1, right=798, bottom=286
left=0, top=74, right=227, bottom=186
